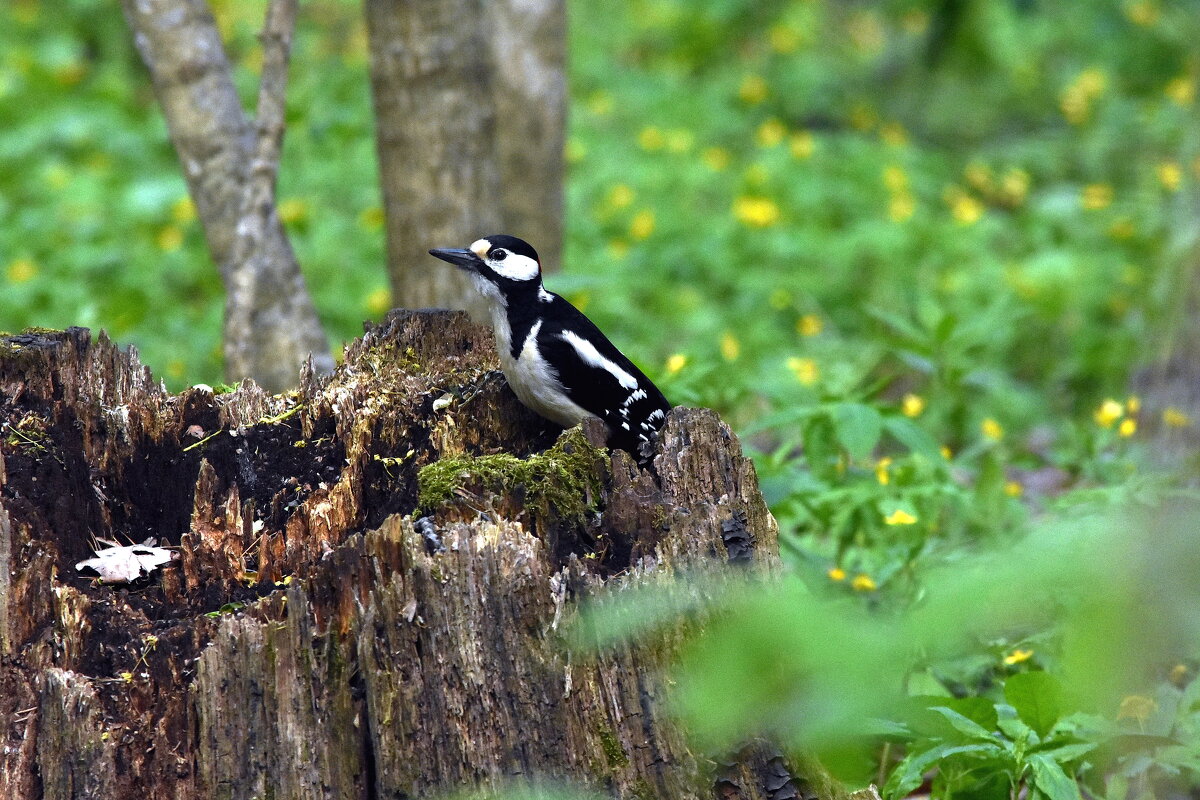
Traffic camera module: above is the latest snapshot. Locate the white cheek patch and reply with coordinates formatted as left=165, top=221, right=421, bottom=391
left=491, top=253, right=540, bottom=282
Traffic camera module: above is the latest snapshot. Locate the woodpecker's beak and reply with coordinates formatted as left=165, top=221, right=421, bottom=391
left=428, top=248, right=483, bottom=272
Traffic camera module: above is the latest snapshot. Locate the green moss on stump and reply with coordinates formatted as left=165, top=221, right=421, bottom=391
left=416, top=427, right=605, bottom=519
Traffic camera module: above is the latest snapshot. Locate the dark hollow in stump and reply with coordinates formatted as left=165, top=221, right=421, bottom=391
left=0, top=312, right=859, bottom=800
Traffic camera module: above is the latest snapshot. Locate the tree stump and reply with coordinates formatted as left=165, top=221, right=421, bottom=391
left=0, top=312, right=851, bottom=800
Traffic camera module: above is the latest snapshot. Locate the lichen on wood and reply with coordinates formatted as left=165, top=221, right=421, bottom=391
left=0, top=310, right=853, bottom=800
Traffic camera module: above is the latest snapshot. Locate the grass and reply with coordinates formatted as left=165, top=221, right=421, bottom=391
left=3, top=0, right=1200, bottom=796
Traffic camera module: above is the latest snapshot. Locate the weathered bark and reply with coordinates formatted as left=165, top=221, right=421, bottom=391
left=120, top=0, right=336, bottom=391
left=365, top=0, right=566, bottom=312
left=0, top=316, right=856, bottom=799
left=1132, top=254, right=1200, bottom=472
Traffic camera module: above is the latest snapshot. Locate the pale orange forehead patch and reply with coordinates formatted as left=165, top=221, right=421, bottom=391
left=470, top=239, right=490, bottom=259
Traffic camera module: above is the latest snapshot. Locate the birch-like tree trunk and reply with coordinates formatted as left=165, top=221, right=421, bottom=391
left=120, top=0, right=335, bottom=392
left=0, top=315, right=859, bottom=800
left=365, top=0, right=566, bottom=312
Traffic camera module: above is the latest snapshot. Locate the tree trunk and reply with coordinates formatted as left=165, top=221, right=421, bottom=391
left=120, top=0, right=335, bottom=392
left=0, top=315, right=857, bottom=800
left=364, top=0, right=566, bottom=312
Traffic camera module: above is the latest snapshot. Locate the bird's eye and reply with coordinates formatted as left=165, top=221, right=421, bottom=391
left=491, top=248, right=508, bottom=261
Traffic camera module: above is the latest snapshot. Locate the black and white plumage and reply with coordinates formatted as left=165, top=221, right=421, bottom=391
left=429, top=234, right=670, bottom=463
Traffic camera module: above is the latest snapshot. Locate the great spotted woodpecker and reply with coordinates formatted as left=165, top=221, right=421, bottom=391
left=429, top=235, right=670, bottom=463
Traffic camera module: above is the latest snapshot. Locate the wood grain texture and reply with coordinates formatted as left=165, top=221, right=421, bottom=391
left=0, top=315, right=858, bottom=800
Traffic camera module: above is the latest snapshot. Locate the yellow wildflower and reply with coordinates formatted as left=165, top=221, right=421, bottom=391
left=981, top=418, right=1003, bottom=441
left=875, top=457, right=892, bottom=486
left=637, top=126, right=665, bottom=151
left=1163, top=407, right=1191, bottom=428
left=1118, top=418, right=1137, bottom=437
left=1158, top=162, right=1183, bottom=192
left=940, top=445, right=953, bottom=460
left=607, top=240, right=629, bottom=260
left=738, top=74, right=768, bottom=105
left=701, top=146, right=731, bottom=171
left=1003, top=648, right=1034, bottom=665
left=851, top=574, right=877, bottom=592
left=665, top=129, right=694, bottom=153
left=847, top=11, right=885, bottom=54
left=733, top=196, right=781, bottom=228
left=888, top=193, right=916, bottom=223
left=565, top=138, right=586, bottom=164
left=7, top=258, right=37, bottom=283
left=796, top=314, right=823, bottom=337
left=585, top=90, right=614, bottom=115
left=568, top=292, right=590, bottom=312
left=1094, top=398, right=1124, bottom=428
left=171, top=196, right=196, bottom=224
left=1124, top=0, right=1159, bottom=26
left=1082, top=183, right=1113, bottom=210
left=901, top=10, right=930, bottom=34
left=789, top=131, right=815, bottom=160
left=786, top=357, right=819, bottom=386
left=756, top=118, right=786, bottom=148
left=827, top=567, right=846, bottom=582
left=882, top=165, right=908, bottom=192
left=1109, top=218, right=1136, bottom=239
left=1125, top=396, right=1141, bottom=415
left=769, top=24, right=802, bottom=53
left=629, top=209, right=655, bottom=240
left=278, top=197, right=309, bottom=224
left=1000, top=167, right=1030, bottom=206
left=884, top=509, right=917, bottom=525
left=1170, top=663, right=1190, bottom=686
left=848, top=103, right=877, bottom=132
left=157, top=226, right=184, bottom=252
left=1166, top=76, right=1195, bottom=106
left=665, top=354, right=688, bottom=375
left=1117, top=694, right=1158, bottom=723
left=720, top=332, right=740, bottom=362
left=880, top=122, right=908, bottom=147
left=901, top=394, right=925, bottom=418
left=365, top=286, right=391, bottom=316
left=607, top=184, right=635, bottom=209
left=1061, top=68, right=1108, bottom=124
left=1004, top=481, right=1023, bottom=498
left=951, top=194, right=983, bottom=225
left=359, top=206, right=385, bottom=230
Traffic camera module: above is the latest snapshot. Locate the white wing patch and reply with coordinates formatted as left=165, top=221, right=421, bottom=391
left=559, top=331, right=639, bottom=389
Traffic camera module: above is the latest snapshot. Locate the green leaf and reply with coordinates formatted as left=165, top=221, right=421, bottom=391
left=884, top=416, right=943, bottom=462
left=928, top=706, right=997, bottom=742
left=1006, top=672, right=1062, bottom=739
left=830, top=402, right=883, bottom=462
left=884, top=743, right=1004, bottom=800
left=1028, top=753, right=1082, bottom=800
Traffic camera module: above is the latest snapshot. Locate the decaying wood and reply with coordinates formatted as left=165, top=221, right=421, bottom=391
left=0, top=314, right=855, bottom=799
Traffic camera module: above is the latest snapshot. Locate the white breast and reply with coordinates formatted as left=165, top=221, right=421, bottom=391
left=496, top=318, right=596, bottom=429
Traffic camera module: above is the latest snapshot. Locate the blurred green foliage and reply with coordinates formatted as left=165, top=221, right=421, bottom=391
left=3, top=0, right=1200, bottom=796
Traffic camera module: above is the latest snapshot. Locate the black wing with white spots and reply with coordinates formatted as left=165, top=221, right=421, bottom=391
left=534, top=295, right=670, bottom=460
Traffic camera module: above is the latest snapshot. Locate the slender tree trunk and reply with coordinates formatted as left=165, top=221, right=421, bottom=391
left=0, top=316, right=856, bottom=800
left=120, top=0, right=335, bottom=392
left=365, top=0, right=566, bottom=312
